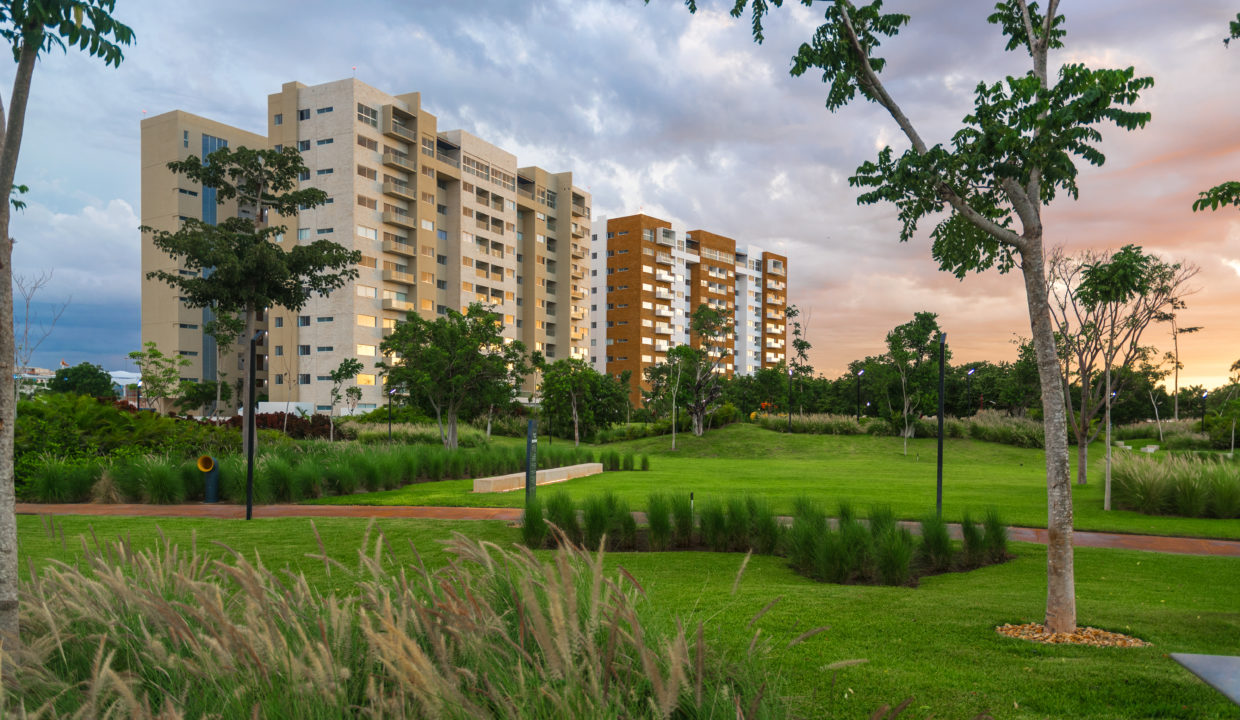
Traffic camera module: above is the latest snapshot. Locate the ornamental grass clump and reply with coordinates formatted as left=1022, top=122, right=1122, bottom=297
left=959, top=511, right=985, bottom=568
left=521, top=496, right=547, bottom=549
left=788, top=497, right=826, bottom=574
left=671, top=493, right=695, bottom=548
left=874, top=526, right=915, bottom=586
left=647, top=493, right=672, bottom=551
left=544, top=492, right=581, bottom=546
left=698, top=501, right=728, bottom=552
left=982, top=508, right=1008, bottom=563
left=917, top=514, right=954, bottom=573
left=7, top=526, right=794, bottom=718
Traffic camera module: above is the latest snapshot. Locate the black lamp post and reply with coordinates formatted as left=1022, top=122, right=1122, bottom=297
left=388, top=386, right=396, bottom=442
left=787, top=363, right=793, bottom=432
left=966, top=367, right=976, bottom=416
left=1201, top=391, right=1209, bottom=432
left=856, top=368, right=865, bottom=421
left=245, top=330, right=267, bottom=521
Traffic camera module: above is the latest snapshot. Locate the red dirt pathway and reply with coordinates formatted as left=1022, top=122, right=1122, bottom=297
left=17, top=502, right=1240, bottom=557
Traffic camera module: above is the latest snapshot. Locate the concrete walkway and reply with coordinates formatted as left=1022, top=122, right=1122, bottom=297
left=15, top=502, right=1240, bottom=558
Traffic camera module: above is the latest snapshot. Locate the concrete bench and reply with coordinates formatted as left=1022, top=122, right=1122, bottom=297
left=472, top=462, right=603, bottom=493
left=1141, top=445, right=1159, bottom=453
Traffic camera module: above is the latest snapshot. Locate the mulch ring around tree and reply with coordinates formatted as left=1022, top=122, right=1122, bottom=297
left=996, top=623, right=1150, bottom=648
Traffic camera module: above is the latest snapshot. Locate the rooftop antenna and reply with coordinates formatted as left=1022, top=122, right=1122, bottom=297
left=352, top=65, right=357, bottom=78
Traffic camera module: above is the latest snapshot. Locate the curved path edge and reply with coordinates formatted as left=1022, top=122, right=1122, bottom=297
left=15, top=503, right=1240, bottom=558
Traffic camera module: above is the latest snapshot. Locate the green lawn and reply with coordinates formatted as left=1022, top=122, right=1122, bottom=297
left=15, top=514, right=1240, bottom=719
left=310, top=424, right=1240, bottom=539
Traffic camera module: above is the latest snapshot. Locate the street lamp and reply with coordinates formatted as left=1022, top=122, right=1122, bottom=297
left=1201, top=391, right=1209, bottom=432
left=787, top=363, right=793, bottom=433
left=856, top=368, right=865, bottom=422
left=388, top=386, right=397, bottom=442
left=245, top=330, right=267, bottom=521
left=967, top=367, right=976, bottom=416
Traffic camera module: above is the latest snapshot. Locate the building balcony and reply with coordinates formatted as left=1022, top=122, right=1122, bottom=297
left=766, top=279, right=786, bottom=291
left=382, top=239, right=416, bottom=257
left=570, top=265, right=584, bottom=279
left=382, top=107, right=417, bottom=143
left=654, top=341, right=670, bottom=353
left=571, top=201, right=588, bottom=217
left=383, top=211, right=416, bottom=230
left=571, top=222, right=586, bottom=238
left=383, top=269, right=415, bottom=285
left=653, top=306, right=673, bottom=319
left=766, top=293, right=785, bottom=305
left=655, top=253, right=673, bottom=266
left=382, top=152, right=415, bottom=173
left=382, top=181, right=416, bottom=202
left=570, top=307, right=587, bottom=321
left=382, top=298, right=413, bottom=312
left=654, top=323, right=672, bottom=336
left=570, top=242, right=587, bottom=259
left=435, top=151, right=460, bottom=169
left=655, top=287, right=673, bottom=300
left=765, top=338, right=785, bottom=349
left=570, top=284, right=586, bottom=299
left=655, top=270, right=675, bottom=283
left=656, top=230, right=675, bottom=247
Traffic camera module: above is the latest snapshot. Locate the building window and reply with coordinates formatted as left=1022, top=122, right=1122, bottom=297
left=317, top=228, right=333, bottom=235
left=298, top=345, right=311, bottom=356
left=182, top=130, right=189, bottom=148
left=357, top=103, right=378, bottom=127
left=358, top=255, right=377, bottom=268
left=357, top=135, right=378, bottom=151
left=273, top=113, right=283, bottom=126
left=317, top=106, right=333, bottom=114
left=358, top=195, right=377, bottom=210
left=298, top=315, right=311, bottom=327
left=298, top=170, right=310, bottom=181
left=316, top=168, right=333, bottom=176
left=316, top=346, right=333, bottom=352
left=421, top=219, right=434, bottom=232
left=316, top=316, right=334, bottom=323
left=274, top=374, right=283, bottom=385
left=273, top=317, right=284, bottom=328
left=316, top=138, right=333, bottom=146
left=357, top=285, right=377, bottom=298
left=298, top=373, right=311, bottom=385
left=357, top=314, right=376, bottom=327
left=357, top=373, right=376, bottom=386
left=297, top=228, right=310, bottom=241
left=436, top=279, right=447, bottom=290
left=436, top=254, right=447, bottom=265
left=357, top=165, right=377, bottom=180
left=437, top=229, right=447, bottom=241
left=357, top=344, right=377, bottom=357
left=297, top=140, right=310, bottom=151
left=297, top=108, right=310, bottom=121
left=274, top=346, right=284, bottom=356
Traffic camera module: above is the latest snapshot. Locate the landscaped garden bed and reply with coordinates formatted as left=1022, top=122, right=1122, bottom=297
left=1112, top=452, right=1240, bottom=518
left=522, top=491, right=1011, bottom=587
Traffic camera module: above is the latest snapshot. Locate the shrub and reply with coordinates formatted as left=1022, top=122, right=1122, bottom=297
left=27, top=457, right=99, bottom=503
left=875, top=527, right=915, bottom=586
left=1110, top=452, right=1240, bottom=518
left=521, top=497, right=547, bottom=549
left=263, top=456, right=298, bottom=503
left=982, top=509, right=1008, bottom=563
left=544, top=493, right=581, bottom=546
left=646, top=493, right=672, bottom=551
left=812, top=531, right=847, bottom=584
left=1210, top=467, right=1240, bottom=519
left=959, top=512, right=984, bottom=568
left=724, top=496, right=752, bottom=552
left=1173, top=472, right=1210, bottom=518
left=582, top=494, right=610, bottom=550
left=867, top=505, right=896, bottom=538
left=622, top=453, right=635, bottom=471
left=640, top=454, right=650, bottom=471
left=698, top=501, right=728, bottom=552
left=609, top=495, right=638, bottom=551
left=837, top=517, right=875, bottom=582
left=671, top=493, right=694, bottom=548
left=143, top=456, right=186, bottom=505
left=917, top=514, right=954, bottom=573
left=788, top=497, right=826, bottom=573
left=293, top=460, right=323, bottom=499
left=747, top=497, right=781, bottom=555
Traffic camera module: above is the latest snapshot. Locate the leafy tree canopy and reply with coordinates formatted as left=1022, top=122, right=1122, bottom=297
left=49, top=361, right=113, bottom=398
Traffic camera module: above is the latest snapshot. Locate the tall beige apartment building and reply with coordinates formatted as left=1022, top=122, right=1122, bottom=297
left=141, top=78, right=591, bottom=413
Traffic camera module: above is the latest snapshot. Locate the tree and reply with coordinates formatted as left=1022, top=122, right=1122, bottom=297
left=379, top=303, right=530, bottom=449
left=49, top=361, right=113, bottom=398
left=202, top=311, right=244, bottom=417
left=681, top=304, right=731, bottom=436
left=786, top=304, right=813, bottom=416
left=0, top=0, right=132, bottom=643
left=128, top=342, right=190, bottom=415
left=327, top=357, right=363, bottom=441
left=541, top=359, right=629, bottom=446
left=175, top=379, right=229, bottom=415
left=13, top=269, right=68, bottom=374
left=693, top=0, right=1158, bottom=634
left=1191, top=17, right=1240, bottom=213
left=1049, top=245, right=1196, bottom=492
left=884, top=312, right=946, bottom=456
left=142, top=145, right=361, bottom=456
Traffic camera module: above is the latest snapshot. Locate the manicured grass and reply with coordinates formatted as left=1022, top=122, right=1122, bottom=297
left=309, top=424, right=1240, bottom=539
left=15, top=514, right=1240, bottom=719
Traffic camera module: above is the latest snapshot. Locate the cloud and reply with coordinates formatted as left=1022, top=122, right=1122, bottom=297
left=0, top=0, right=1236, bottom=388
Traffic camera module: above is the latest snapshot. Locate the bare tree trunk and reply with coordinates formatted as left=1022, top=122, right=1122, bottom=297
left=1149, top=389, right=1164, bottom=442
left=1022, top=244, right=1076, bottom=634
left=1172, top=320, right=1180, bottom=421
left=571, top=395, right=579, bottom=447
left=446, top=413, right=458, bottom=450
left=1104, top=363, right=1112, bottom=511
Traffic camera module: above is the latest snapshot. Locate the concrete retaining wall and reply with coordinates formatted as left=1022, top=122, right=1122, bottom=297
left=472, top=463, right=603, bottom=493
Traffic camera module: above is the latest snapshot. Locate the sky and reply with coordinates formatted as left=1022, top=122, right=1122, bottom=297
left=6, top=0, right=1239, bottom=390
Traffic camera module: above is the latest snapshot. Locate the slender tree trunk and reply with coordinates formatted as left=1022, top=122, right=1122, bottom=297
left=434, top=406, right=445, bottom=446
left=0, top=37, right=41, bottom=644
left=446, top=413, right=458, bottom=450
left=1021, top=243, right=1076, bottom=634
left=1104, top=363, right=1112, bottom=511
left=485, top=404, right=493, bottom=440
left=571, top=395, right=579, bottom=447
left=1076, top=382, right=1090, bottom=486
left=1172, top=322, right=1180, bottom=421
left=1149, top=389, right=1164, bottom=442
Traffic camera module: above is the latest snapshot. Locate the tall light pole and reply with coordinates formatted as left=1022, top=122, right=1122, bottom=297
left=1201, top=391, right=1209, bottom=432
left=936, top=333, right=946, bottom=519
left=856, top=368, right=865, bottom=422
left=245, top=330, right=267, bottom=521
left=787, top=362, right=793, bottom=433
left=388, top=387, right=395, bottom=442
left=966, top=367, right=976, bottom=416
